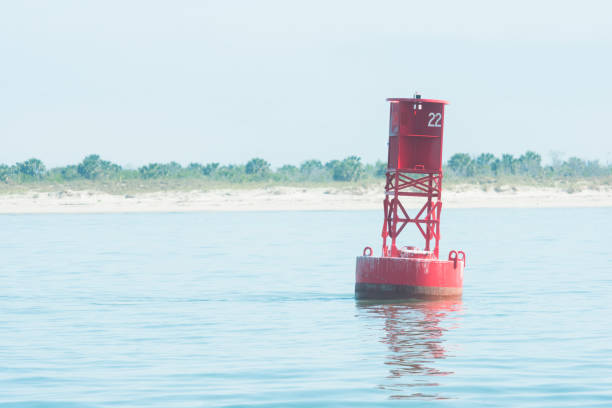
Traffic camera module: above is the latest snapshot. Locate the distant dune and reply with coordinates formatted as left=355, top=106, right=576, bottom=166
left=0, top=185, right=610, bottom=214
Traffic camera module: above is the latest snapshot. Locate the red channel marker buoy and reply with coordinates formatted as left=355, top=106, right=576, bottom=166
left=355, top=94, right=465, bottom=299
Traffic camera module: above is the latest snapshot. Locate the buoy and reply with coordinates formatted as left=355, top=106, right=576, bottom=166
left=355, top=94, right=465, bottom=299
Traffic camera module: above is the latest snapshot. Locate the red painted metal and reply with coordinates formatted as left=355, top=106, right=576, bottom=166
left=356, top=94, right=465, bottom=299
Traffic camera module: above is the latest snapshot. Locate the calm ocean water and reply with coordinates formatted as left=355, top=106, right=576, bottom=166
left=1, top=208, right=611, bottom=407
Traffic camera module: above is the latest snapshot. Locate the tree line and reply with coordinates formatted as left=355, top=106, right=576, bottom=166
left=0, top=155, right=383, bottom=183
left=0, top=152, right=610, bottom=184
left=446, top=152, right=610, bottom=179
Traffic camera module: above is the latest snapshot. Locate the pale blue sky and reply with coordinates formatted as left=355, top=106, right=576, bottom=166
left=1, top=0, right=611, bottom=168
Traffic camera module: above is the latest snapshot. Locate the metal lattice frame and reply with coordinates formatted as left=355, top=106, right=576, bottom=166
left=381, top=170, right=442, bottom=258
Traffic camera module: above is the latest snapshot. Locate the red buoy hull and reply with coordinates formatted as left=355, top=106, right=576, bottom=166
left=355, top=256, right=463, bottom=299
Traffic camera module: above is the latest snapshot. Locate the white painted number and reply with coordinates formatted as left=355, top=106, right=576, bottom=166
left=427, top=112, right=442, bottom=128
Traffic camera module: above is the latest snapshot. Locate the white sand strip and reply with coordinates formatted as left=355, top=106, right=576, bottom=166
left=0, top=186, right=610, bottom=214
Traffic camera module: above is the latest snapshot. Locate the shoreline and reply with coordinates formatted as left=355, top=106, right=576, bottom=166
left=0, top=186, right=611, bottom=214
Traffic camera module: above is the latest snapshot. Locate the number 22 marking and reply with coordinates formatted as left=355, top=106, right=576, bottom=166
left=427, top=112, right=442, bottom=128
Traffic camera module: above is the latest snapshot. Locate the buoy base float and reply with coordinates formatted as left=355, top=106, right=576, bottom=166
left=355, top=250, right=464, bottom=300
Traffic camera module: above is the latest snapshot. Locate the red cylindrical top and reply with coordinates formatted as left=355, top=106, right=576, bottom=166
left=386, top=97, right=448, bottom=173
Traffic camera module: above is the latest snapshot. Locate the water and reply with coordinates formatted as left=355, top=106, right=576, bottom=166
left=1, top=208, right=611, bottom=407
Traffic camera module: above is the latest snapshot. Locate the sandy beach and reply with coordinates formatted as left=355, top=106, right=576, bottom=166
left=0, top=185, right=611, bottom=214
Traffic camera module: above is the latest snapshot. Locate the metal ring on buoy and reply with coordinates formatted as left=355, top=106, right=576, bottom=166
left=458, top=251, right=466, bottom=266
left=363, top=246, right=373, bottom=256
left=448, top=250, right=458, bottom=268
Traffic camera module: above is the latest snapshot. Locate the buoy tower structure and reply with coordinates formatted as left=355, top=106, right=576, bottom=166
left=355, top=94, right=465, bottom=299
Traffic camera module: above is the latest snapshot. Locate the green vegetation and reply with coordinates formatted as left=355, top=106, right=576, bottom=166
left=445, top=151, right=609, bottom=179
left=1, top=152, right=610, bottom=194
left=443, top=152, right=612, bottom=193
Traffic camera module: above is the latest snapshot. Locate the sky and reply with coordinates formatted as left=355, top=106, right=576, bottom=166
left=1, top=0, right=611, bottom=168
